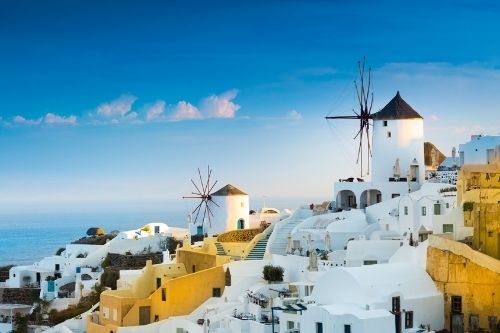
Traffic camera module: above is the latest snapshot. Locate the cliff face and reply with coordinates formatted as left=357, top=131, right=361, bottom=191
left=424, top=141, right=446, bottom=166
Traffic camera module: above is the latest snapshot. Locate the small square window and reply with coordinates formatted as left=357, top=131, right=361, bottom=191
left=443, top=224, right=453, bottom=233
left=421, top=206, right=427, bottom=216
left=212, top=288, right=221, bottom=297
left=446, top=203, right=450, bottom=208
left=387, top=131, right=392, bottom=138
left=383, top=120, right=388, bottom=127
left=161, top=288, right=166, bottom=301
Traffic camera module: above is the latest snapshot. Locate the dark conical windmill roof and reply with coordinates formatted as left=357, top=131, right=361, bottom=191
left=212, top=184, right=247, bottom=196
left=372, top=91, right=423, bottom=120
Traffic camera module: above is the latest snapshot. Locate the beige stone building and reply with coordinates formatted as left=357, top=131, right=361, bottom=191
left=427, top=235, right=500, bottom=333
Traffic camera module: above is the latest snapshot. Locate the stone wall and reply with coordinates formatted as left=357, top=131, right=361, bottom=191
left=0, top=288, right=40, bottom=305
left=107, top=253, right=163, bottom=269
left=427, top=236, right=500, bottom=331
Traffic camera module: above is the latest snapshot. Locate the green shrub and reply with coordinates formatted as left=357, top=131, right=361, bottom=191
left=101, top=255, right=111, bottom=269
left=262, top=265, right=284, bottom=283
left=100, top=270, right=119, bottom=290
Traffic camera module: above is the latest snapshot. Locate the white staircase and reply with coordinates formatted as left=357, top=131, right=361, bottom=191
left=267, top=208, right=313, bottom=255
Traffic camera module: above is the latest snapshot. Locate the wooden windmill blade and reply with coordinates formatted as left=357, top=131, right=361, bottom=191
left=183, top=166, right=219, bottom=231
left=325, top=57, right=374, bottom=178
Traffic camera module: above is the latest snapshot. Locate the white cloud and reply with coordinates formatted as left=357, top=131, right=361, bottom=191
left=201, top=89, right=240, bottom=118
left=96, top=94, right=137, bottom=118
left=12, top=113, right=77, bottom=126
left=44, top=113, right=77, bottom=125
left=170, top=101, right=203, bottom=121
left=286, top=110, right=302, bottom=120
left=13, top=115, right=42, bottom=125
left=146, top=101, right=166, bottom=121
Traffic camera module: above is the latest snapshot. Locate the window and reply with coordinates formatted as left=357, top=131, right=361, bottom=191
left=102, top=307, right=110, bottom=319
left=154, top=225, right=160, bottom=234
left=161, top=288, right=166, bottom=301
left=392, top=296, right=401, bottom=313
left=434, top=203, right=441, bottom=215
left=363, top=260, right=377, bottom=265
left=443, top=224, right=453, bottom=233
left=383, top=120, right=388, bottom=127
left=421, top=206, right=427, bottom=216
left=212, top=288, right=221, bottom=297
left=404, top=206, right=408, bottom=215
left=446, top=203, right=450, bottom=208
left=287, top=321, right=295, bottom=330
left=316, top=322, right=323, bottom=333
left=112, top=309, right=118, bottom=321
left=241, top=202, right=244, bottom=208
left=405, top=311, right=413, bottom=328
left=392, top=193, right=400, bottom=198
left=451, top=296, right=462, bottom=313
left=344, top=324, right=351, bottom=333
left=469, top=314, right=480, bottom=330
left=387, top=131, right=392, bottom=138
left=156, top=277, right=162, bottom=289
left=55, top=264, right=60, bottom=271
left=488, top=316, right=498, bottom=330
left=192, top=265, right=196, bottom=273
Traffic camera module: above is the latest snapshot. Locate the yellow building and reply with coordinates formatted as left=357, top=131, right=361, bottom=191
left=456, top=163, right=500, bottom=259
left=427, top=235, right=500, bottom=333
left=87, top=261, right=226, bottom=333
left=86, top=226, right=273, bottom=333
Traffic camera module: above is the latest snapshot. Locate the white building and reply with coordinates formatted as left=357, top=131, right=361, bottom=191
left=335, top=92, right=425, bottom=211
left=196, top=184, right=250, bottom=236
left=302, top=263, right=444, bottom=333
left=458, top=134, right=500, bottom=165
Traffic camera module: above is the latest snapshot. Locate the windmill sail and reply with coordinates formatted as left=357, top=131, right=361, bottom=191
left=326, top=57, right=374, bottom=177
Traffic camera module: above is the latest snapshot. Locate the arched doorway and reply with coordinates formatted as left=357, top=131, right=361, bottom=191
left=336, top=190, right=357, bottom=209
left=237, top=219, right=245, bottom=230
left=360, top=189, right=382, bottom=208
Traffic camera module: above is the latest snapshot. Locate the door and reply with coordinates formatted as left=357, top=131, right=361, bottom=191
left=237, top=219, right=245, bottom=229
left=451, top=313, right=464, bottom=333
left=139, top=306, right=151, bottom=325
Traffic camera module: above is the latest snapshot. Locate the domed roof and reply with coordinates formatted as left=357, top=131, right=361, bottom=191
left=373, top=91, right=423, bottom=120
left=311, top=263, right=439, bottom=306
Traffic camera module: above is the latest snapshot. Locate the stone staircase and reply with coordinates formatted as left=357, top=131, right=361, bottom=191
left=245, top=233, right=271, bottom=260
left=267, top=209, right=312, bottom=255
left=214, top=242, right=226, bottom=256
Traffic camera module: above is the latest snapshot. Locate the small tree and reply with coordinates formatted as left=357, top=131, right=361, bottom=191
left=11, top=313, right=28, bottom=333
left=262, top=265, right=284, bottom=283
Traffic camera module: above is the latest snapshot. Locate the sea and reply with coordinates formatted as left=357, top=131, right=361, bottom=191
left=0, top=197, right=320, bottom=266
left=0, top=209, right=186, bottom=266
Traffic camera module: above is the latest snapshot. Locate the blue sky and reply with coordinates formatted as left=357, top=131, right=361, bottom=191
left=1, top=0, right=500, bottom=212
